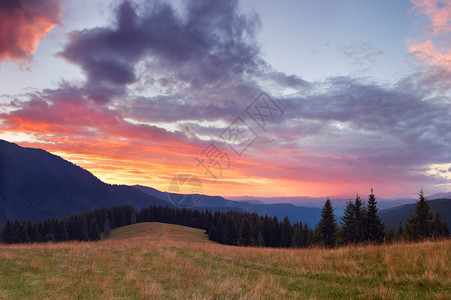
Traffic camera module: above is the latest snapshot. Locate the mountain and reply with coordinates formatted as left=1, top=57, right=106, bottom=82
left=0, top=140, right=170, bottom=225
left=135, top=185, right=322, bottom=226
left=379, top=198, right=451, bottom=230
left=429, top=192, right=451, bottom=200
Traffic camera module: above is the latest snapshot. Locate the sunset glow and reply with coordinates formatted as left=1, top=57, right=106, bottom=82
left=1, top=0, right=450, bottom=199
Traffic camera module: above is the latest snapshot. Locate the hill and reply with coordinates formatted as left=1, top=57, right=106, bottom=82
left=380, top=198, right=451, bottom=229
left=0, top=140, right=170, bottom=225
left=0, top=224, right=449, bottom=298
left=135, top=185, right=322, bottom=226
left=105, top=222, right=213, bottom=244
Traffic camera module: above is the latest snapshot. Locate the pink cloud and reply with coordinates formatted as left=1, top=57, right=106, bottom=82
left=0, top=0, right=61, bottom=64
left=409, top=0, right=451, bottom=67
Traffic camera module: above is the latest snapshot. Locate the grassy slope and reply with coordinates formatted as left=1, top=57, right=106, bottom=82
left=0, top=222, right=449, bottom=299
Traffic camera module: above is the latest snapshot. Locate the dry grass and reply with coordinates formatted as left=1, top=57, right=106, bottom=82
left=0, top=222, right=450, bottom=299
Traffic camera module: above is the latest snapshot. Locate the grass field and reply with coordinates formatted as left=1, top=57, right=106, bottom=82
left=0, top=222, right=450, bottom=299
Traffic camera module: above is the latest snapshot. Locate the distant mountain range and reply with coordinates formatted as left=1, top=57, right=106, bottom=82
left=0, top=139, right=450, bottom=229
left=134, top=185, right=322, bottom=226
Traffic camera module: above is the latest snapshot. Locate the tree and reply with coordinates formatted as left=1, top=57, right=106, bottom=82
left=88, top=218, right=100, bottom=241
left=280, top=216, right=293, bottom=247
left=291, top=223, right=304, bottom=248
left=256, top=232, right=265, bottom=247
left=431, top=212, right=449, bottom=238
left=2, top=220, right=16, bottom=244
left=397, top=221, right=403, bottom=240
left=103, top=216, right=111, bottom=238
left=354, top=195, right=366, bottom=243
left=405, top=190, right=433, bottom=240
left=341, top=200, right=356, bottom=244
left=223, top=216, right=237, bottom=245
left=317, top=199, right=337, bottom=247
left=239, top=217, right=252, bottom=246
left=365, top=189, right=385, bottom=243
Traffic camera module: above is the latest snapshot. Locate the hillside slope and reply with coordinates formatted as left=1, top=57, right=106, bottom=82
left=0, top=140, right=170, bottom=225
left=0, top=233, right=449, bottom=298
left=380, top=198, right=451, bottom=229
left=105, top=222, right=214, bottom=244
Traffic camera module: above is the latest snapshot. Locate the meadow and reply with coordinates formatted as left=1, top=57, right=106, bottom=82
left=0, top=222, right=450, bottom=299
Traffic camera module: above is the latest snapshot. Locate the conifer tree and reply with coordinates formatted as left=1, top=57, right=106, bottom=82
left=281, top=216, right=293, bottom=247
left=291, top=223, right=303, bottom=248
left=256, top=232, right=265, bottom=247
left=354, top=195, right=366, bottom=243
left=365, top=189, right=385, bottom=243
left=239, top=217, right=252, bottom=246
left=397, top=221, right=403, bottom=240
left=341, top=200, right=356, bottom=244
left=317, top=199, right=337, bottom=247
left=405, top=190, right=433, bottom=240
left=431, top=212, right=449, bottom=238
left=2, top=220, right=15, bottom=244
left=88, top=218, right=100, bottom=241
left=103, top=216, right=111, bottom=238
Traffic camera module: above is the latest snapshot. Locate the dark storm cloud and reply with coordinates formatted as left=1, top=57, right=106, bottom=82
left=59, top=0, right=263, bottom=102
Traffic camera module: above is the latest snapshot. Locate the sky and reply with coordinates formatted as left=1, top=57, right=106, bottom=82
left=0, top=0, right=450, bottom=199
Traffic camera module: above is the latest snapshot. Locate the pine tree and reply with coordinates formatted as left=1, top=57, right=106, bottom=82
left=256, top=232, right=265, bottom=247
left=385, top=228, right=395, bottom=242
left=16, top=221, right=29, bottom=243
left=103, top=216, right=111, bottom=238
left=365, top=189, right=385, bottom=243
left=317, top=199, right=337, bottom=247
left=223, top=216, right=237, bottom=245
left=397, top=221, right=403, bottom=240
left=405, top=190, right=433, bottom=240
left=431, top=212, right=449, bottom=238
left=239, top=217, right=252, bottom=246
left=354, top=195, right=366, bottom=243
left=88, top=218, right=100, bottom=241
left=341, top=200, right=356, bottom=244
left=2, top=220, right=16, bottom=244
left=281, top=216, right=293, bottom=247
left=291, top=224, right=304, bottom=248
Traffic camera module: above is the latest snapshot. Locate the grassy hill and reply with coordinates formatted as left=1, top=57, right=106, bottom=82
left=0, top=223, right=450, bottom=299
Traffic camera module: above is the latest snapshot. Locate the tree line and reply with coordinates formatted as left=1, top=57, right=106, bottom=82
left=1, top=190, right=448, bottom=247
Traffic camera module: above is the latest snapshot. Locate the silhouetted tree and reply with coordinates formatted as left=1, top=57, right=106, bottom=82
left=239, top=217, right=252, bottom=246
left=405, top=190, right=433, bottom=240
left=317, top=199, right=337, bottom=247
left=103, top=215, right=111, bottom=238
left=365, top=189, right=385, bottom=243
left=431, top=212, right=449, bottom=238
left=2, top=220, right=15, bottom=244
left=88, top=218, right=100, bottom=241
left=354, top=195, right=366, bottom=243
left=341, top=200, right=356, bottom=244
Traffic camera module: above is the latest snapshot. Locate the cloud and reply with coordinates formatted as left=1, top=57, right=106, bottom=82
left=411, top=0, right=450, bottom=34
left=338, top=42, right=384, bottom=65
left=59, top=0, right=263, bottom=103
left=409, top=0, right=450, bottom=68
left=408, top=40, right=451, bottom=68
left=0, top=0, right=61, bottom=65
left=0, top=0, right=449, bottom=197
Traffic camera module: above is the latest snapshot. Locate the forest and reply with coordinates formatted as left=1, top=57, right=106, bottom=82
left=1, top=190, right=448, bottom=247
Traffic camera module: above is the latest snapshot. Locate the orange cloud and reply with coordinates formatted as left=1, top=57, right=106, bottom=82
left=0, top=0, right=61, bottom=64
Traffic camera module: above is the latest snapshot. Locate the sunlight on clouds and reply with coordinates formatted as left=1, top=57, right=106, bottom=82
left=427, top=163, right=451, bottom=191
